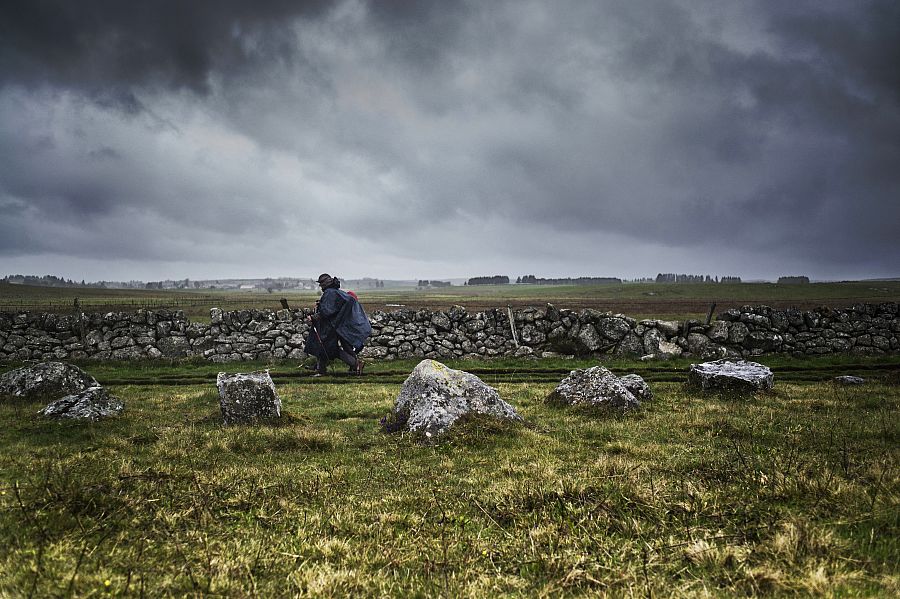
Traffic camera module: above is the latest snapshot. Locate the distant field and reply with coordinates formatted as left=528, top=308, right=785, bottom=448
left=2, top=280, right=900, bottom=321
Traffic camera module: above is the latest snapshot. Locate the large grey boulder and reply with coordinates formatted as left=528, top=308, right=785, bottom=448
left=40, top=386, right=124, bottom=421
left=216, top=370, right=282, bottom=424
left=390, top=360, right=522, bottom=438
left=688, top=359, right=774, bottom=392
left=546, top=366, right=640, bottom=409
left=0, top=361, right=99, bottom=401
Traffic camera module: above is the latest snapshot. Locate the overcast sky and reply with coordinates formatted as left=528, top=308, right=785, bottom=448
left=1, top=0, right=898, bottom=282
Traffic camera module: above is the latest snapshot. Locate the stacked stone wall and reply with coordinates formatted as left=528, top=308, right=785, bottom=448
left=0, top=303, right=897, bottom=362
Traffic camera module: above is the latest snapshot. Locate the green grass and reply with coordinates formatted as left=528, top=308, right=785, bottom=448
left=1, top=360, right=898, bottom=596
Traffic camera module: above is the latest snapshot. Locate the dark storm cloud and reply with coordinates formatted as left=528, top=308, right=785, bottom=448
left=0, top=0, right=898, bottom=280
left=430, top=0, right=900, bottom=268
left=0, top=0, right=332, bottom=97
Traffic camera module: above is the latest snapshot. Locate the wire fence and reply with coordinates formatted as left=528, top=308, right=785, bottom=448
left=0, top=296, right=317, bottom=314
left=1, top=294, right=896, bottom=316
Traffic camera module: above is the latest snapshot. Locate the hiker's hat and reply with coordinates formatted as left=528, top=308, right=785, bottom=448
left=317, top=273, right=334, bottom=288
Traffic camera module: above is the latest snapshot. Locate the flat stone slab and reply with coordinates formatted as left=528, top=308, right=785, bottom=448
left=688, top=359, right=774, bottom=392
left=833, top=375, right=866, bottom=385
left=0, top=361, right=99, bottom=401
left=39, top=386, right=124, bottom=421
left=391, top=359, right=522, bottom=438
left=546, top=366, right=641, bottom=409
left=216, top=370, right=282, bottom=424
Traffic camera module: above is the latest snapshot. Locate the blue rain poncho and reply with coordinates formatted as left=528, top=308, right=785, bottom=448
left=308, top=288, right=372, bottom=357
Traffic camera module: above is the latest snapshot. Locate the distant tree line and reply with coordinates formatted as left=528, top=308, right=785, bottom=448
left=655, top=274, right=742, bottom=284
left=466, top=275, right=510, bottom=286
left=777, top=276, right=810, bottom=284
left=2, top=274, right=100, bottom=288
left=417, top=280, right=452, bottom=288
left=517, top=275, right=622, bottom=285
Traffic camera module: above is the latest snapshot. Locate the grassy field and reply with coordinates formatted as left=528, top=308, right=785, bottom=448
left=1, top=358, right=898, bottom=597
left=2, top=280, right=900, bottom=321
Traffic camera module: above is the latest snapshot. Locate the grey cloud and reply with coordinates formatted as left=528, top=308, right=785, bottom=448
left=88, top=147, right=122, bottom=161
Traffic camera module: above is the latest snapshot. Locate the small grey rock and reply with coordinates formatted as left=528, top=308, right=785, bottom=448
left=596, top=318, right=631, bottom=341
left=576, top=324, right=603, bottom=353
left=514, top=346, right=534, bottom=357
left=546, top=366, right=640, bottom=409
left=619, top=374, right=653, bottom=402
left=216, top=370, right=282, bottom=424
left=833, top=375, right=866, bottom=385
left=40, top=386, right=124, bottom=420
left=157, top=335, right=191, bottom=357
left=657, top=340, right=683, bottom=359
left=615, top=332, right=644, bottom=356
left=688, top=359, right=774, bottom=392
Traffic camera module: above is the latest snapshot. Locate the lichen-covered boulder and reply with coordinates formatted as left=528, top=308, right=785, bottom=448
left=546, top=366, right=640, bottom=409
left=0, top=361, right=99, bottom=401
left=390, top=360, right=522, bottom=438
left=688, top=359, right=774, bottom=392
left=216, top=370, right=282, bottom=424
left=619, top=374, right=653, bottom=402
left=40, top=387, right=124, bottom=420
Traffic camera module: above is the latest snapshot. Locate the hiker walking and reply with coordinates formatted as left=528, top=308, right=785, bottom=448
left=305, top=273, right=371, bottom=376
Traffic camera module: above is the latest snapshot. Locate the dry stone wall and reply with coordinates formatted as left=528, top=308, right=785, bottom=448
left=0, top=303, right=898, bottom=362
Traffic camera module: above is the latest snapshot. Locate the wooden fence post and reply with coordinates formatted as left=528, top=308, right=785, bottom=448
left=705, top=302, right=717, bottom=325
left=74, top=298, right=85, bottom=343
left=507, top=305, right=520, bottom=348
